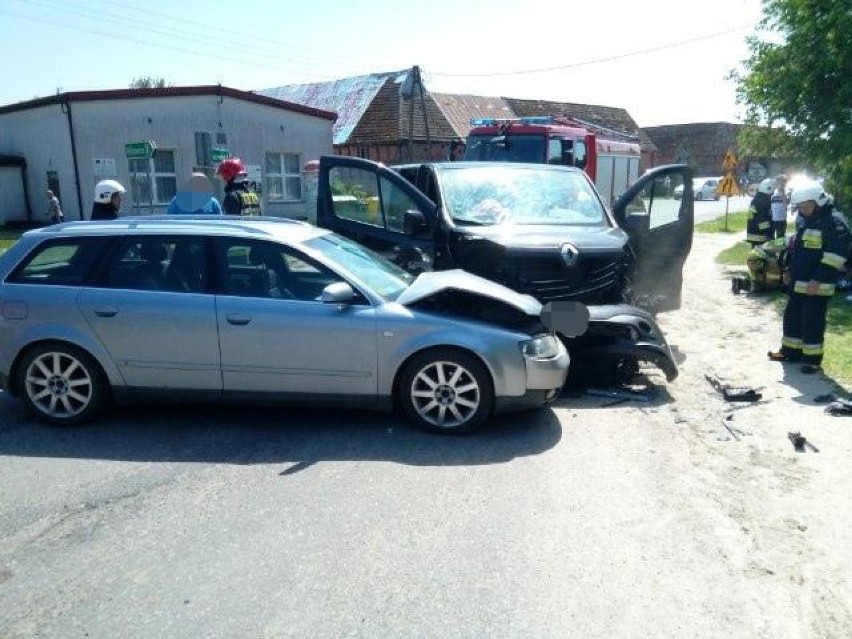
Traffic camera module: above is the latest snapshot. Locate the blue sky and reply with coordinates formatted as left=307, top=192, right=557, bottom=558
left=0, top=0, right=764, bottom=126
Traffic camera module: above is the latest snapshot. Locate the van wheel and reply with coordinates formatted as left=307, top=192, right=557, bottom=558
left=17, top=343, right=108, bottom=426
left=398, top=349, right=493, bottom=434
left=695, top=192, right=703, bottom=201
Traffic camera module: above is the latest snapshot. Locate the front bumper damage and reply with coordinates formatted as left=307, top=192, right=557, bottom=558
left=564, top=304, right=678, bottom=383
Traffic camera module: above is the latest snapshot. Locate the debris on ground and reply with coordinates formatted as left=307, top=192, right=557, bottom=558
left=814, top=393, right=837, bottom=404
left=705, top=374, right=764, bottom=403
left=824, top=398, right=852, bottom=416
left=788, top=431, right=820, bottom=453
left=585, top=387, right=653, bottom=405
left=720, top=418, right=750, bottom=441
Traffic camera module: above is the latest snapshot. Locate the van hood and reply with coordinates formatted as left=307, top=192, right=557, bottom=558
left=454, top=223, right=628, bottom=253
left=396, top=269, right=542, bottom=316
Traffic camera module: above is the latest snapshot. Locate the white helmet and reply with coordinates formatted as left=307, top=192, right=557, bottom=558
left=94, top=179, right=126, bottom=204
left=790, top=181, right=828, bottom=207
left=757, top=178, right=775, bottom=195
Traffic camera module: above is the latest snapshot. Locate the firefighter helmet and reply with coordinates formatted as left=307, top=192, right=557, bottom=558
left=217, top=157, right=247, bottom=183
left=93, top=179, right=126, bottom=204
left=790, top=181, right=825, bottom=207
left=757, top=178, right=775, bottom=195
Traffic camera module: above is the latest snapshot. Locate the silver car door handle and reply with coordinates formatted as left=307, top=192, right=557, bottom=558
left=226, top=314, right=251, bottom=326
left=94, top=307, right=118, bottom=318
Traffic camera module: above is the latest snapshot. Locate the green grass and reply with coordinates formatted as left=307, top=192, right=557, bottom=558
left=695, top=211, right=748, bottom=233
left=716, top=241, right=751, bottom=265
left=824, top=300, right=852, bottom=383
left=0, top=229, right=22, bottom=253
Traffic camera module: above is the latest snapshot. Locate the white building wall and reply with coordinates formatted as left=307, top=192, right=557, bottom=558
left=72, top=95, right=333, bottom=220
left=0, top=104, right=77, bottom=221
left=0, top=93, right=334, bottom=223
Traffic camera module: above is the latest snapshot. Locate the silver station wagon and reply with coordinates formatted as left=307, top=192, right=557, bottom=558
left=0, top=217, right=569, bottom=433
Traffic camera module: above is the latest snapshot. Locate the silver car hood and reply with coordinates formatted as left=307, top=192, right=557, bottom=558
left=396, top=269, right=542, bottom=316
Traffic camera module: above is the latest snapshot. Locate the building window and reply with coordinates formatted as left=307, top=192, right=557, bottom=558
left=265, top=152, right=302, bottom=202
left=128, top=149, right=177, bottom=206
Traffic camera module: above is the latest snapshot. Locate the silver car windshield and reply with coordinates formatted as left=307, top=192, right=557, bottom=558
left=304, top=233, right=415, bottom=300
left=439, top=165, right=606, bottom=226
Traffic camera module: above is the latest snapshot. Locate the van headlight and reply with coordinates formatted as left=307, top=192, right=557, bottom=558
left=520, top=334, right=560, bottom=358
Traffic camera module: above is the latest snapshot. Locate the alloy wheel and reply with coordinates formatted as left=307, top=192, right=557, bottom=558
left=25, top=351, right=94, bottom=419
left=409, top=360, right=481, bottom=429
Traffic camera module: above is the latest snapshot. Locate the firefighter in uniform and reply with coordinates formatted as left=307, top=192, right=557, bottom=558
left=768, top=181, right=851, bottom=374
left=746, top=178, right=774, bottom=247
left=732, top=235, right=790, bottom=294
left=217, top=157, right=262, bottom=216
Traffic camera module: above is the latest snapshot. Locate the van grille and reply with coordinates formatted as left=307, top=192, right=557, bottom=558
left=501, top=253, right=625, bottom=304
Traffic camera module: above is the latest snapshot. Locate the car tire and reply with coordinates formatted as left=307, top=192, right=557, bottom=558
left=695, top=191, right=703, bottom=201
left=16, top=343, right=109, bottom=426
left=398, top=348, right=494, bottom=434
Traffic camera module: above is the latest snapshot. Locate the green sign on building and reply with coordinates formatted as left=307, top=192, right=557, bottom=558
left=124, top=140, right=157, bottom=160
left=212, top=148, right=230, bottom=163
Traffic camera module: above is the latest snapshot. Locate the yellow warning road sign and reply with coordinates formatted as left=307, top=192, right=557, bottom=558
left=722, top=150, right=738, bottom=172
left=717, top=173, right=740, bottom=197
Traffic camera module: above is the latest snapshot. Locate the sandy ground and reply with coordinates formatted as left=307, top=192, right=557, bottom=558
left=648, top=232, right=852, bottom=637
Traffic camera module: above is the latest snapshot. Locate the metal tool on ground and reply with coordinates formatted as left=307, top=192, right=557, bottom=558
left=788, top=431, right=820, bottom=452
left=705, top=374, right=764, bottom=402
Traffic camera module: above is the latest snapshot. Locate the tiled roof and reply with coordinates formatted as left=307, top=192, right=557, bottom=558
left=430, top=93, right=515, bottom=138
left=347, top=78, right=457, bottom=144
left=259, top=71, right=407, bottom=145
left=504, top=98, right=657, bottom=152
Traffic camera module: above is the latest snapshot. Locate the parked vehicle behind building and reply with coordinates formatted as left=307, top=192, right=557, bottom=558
left=0, top=218, right=570, bottom=433
left=316, top=157, right=694, bottom=385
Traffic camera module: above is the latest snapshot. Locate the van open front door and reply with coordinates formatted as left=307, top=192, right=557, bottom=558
left=612, top=164, right=694, bottom=313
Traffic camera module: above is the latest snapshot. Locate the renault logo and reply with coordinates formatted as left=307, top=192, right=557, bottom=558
left=560, top=243, right=580, bottom=267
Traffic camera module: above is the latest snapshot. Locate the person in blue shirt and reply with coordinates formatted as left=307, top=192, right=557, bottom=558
left=167, top=172, right=223, bottom=215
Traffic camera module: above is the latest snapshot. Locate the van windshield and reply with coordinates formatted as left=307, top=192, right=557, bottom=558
left=437, top=165, right=607, bottom=226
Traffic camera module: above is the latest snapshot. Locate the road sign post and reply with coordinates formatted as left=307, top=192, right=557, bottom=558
left=718, top=150, right=739, bottom=232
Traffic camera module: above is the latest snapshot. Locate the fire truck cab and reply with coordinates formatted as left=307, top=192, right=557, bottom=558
left=464, top=116, right=642, bottom=206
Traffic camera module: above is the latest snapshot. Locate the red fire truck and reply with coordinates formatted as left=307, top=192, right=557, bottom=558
left=463, top=115, right=642, bottom=206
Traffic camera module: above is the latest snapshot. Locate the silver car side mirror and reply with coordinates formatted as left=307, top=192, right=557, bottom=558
left=321, top=282, right=358, bottom=304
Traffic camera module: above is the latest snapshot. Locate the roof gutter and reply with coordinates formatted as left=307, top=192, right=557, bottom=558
left=60, top=96, right=84, bottom=219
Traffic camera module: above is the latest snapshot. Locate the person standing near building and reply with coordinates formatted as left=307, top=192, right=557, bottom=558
left=46, top=190, right=64, bottom=224
left=770, top=176, right=788, bottom=239
left=746, top=178, right=774, bottom=247
left=217, top=157, right=261, bottom=216
left=90, top=179, right=125, bottom=221
left=167, top=172, right=223, bottom=215
left=768, top=181, right=851, bottom=374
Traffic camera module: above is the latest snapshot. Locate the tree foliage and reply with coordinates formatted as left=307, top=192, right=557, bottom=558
left=129, top=77, right=171, bottom=89
left=734, top=0, right=852, bottom=205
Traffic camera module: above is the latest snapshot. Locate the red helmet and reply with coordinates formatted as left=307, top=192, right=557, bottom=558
left=217, top=157, right=247, bottom=183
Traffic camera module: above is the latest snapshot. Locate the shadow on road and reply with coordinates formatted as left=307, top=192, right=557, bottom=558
left=0, top=392, right=562, bottom=469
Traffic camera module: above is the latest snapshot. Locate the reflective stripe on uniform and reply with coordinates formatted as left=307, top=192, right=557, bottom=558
left=802, top=343, right=824, bottom=356
left=821, top=251, right=846, bottom=269
left=758, top=221, right=771, bottom=230
left=782, top=337, right=803, bottom=350
left=793, top=280, right=836, bottom=296
left=747, top=233, right=771, bottom=242
left=238, top=192, right=262, bottom=216
left=802, top=228, right=823, bottom=249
